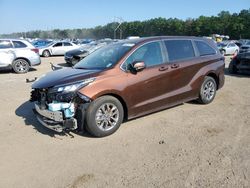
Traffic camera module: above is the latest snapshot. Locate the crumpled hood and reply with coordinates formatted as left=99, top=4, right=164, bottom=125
left=32, top=67, right=101, bottom=89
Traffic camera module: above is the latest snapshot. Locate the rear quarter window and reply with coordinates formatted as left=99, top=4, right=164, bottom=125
left=164, top=40, right=195, bottom=62
left=13, top=41, right=27, bottom=48
left=195, top=40, right=216, bottom=56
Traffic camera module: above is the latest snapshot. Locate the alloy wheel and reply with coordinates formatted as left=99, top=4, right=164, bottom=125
left=95, top=103, right=119, bottom=131
left=202, top=81, right=215, bottom=101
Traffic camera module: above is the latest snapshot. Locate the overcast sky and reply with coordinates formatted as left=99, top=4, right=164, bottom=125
left=0, top=0, right=249, bottom=34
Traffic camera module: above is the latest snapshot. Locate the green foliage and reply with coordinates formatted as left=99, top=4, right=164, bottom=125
left=1, top=9, right=250, bottom=39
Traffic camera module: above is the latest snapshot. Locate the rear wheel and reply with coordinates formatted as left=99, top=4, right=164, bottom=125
left=71, top=57, right=80, bottom=66
left=221, top=50, right=225, bottom=56
left=42, top=50, right=50, bottom=57
left=12, top=59, right=30, bottom=74
left=86, top=96, right=124, bottom=137
left=198, top=76, right=217, bottom=104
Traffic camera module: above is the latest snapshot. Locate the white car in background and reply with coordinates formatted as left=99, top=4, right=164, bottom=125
left=217, top=41, right=239, bottom=55
left=39, top=41, right=79, bottom=57
left=0, top=39, right=41, bottom=73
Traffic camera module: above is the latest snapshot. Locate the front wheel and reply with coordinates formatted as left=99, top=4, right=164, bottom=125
left=86, top=96, right=124, bottom=137
left=198, top=76, right=217, bottom=104
left=12, top=59, right=30, bottom=74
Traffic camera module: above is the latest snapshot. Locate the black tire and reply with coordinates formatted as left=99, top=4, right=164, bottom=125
left=198, top=76, right=217, bottom=104
left=12, top=59, right=30, bottom=74
left=42, top=50, right=50, bottom=57
left=221, top=50, right=225, bottom=56
left=228, top=60, right=238, bottom=74
left=86, top=96, right=124, bottom=137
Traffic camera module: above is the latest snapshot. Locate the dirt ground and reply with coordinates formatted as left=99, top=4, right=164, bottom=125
left=0, top=56, right=249, bottom=188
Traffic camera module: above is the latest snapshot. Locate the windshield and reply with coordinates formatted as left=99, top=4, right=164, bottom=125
left=74, top=42, right=134, bottom=70
left=217, top=43, right=227, bottom=47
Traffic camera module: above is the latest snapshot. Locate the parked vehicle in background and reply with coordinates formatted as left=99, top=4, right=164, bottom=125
left=229, top=52, right=250, bottom=74
left=65, top=42, right=108, bottom=66
left=32, top=40, right=53, bottom=48
left=39, top=41, right=79, bottom=57
left=0, top=39, right=41, bottom=73
left=79, top=39, right=94, bottom=46
left=217, top=41, right=239, bottom=55
left=239, top=41, right=250, bottom=53
left=31, top=36, right=224, bottom=137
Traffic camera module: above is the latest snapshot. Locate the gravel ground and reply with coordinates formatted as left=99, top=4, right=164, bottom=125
left=0, top=56, right=249, bottom=188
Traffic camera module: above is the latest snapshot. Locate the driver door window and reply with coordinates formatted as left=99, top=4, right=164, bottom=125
left=123, top=42, right=163, bottom=70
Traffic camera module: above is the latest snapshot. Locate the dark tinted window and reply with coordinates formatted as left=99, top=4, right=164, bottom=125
left=0, top=40, right=12, bottom=49
left=13, top=41, right=27, bottom=48
left=164, top=40, right=195, bottom=62
left=53, top=42, right=63, bottom=47
left=195, top=41, right=216, bottom=56
left=64, top=42, right=72, bottom=46
left=124, top=42, right=163, bottom=68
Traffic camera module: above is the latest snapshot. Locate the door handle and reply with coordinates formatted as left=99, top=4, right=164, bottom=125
left=159, top=66, right=168, bottom=71
left=171, top=64, right=179, bottom=69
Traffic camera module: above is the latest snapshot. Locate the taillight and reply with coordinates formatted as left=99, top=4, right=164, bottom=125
left=31, top=48, right=39, bottom=54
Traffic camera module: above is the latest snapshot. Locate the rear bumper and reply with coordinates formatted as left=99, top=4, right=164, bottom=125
left=29, top=55, right=41, bottom=66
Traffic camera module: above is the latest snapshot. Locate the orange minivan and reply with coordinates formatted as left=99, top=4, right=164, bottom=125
left=31, top=36, right=225, bottom=137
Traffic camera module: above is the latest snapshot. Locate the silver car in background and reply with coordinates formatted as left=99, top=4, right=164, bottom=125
left=39, top=41, right=79, bottom=57
left=217, top=41, right=239, bottom=55
left=0, top=39, right=41, bottom=73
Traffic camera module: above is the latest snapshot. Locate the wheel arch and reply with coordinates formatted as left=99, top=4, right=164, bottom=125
left=206, top=72, right=219, bottom=90
left=43, top=49, right=52, bottom=56
left=13, top=57, right=31, bottom=66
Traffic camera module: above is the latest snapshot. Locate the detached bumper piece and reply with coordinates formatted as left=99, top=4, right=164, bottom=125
left=33, top=103, right=77, bottom=133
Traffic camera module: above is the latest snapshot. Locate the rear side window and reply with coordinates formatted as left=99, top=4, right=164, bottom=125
left=0, top=40, right=12, bottom=49
left=195, top=41, right=216, bottom=56
left=64, top=42, right=72, bottom=46
left=13, top=41, right=27, bottom=48
left=53, top=42, right=63, bottom=47
left=164, top=40, right=195, bottom=62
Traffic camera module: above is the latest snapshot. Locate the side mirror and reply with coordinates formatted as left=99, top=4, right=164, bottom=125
left=132, top=61, right=146, bottom=72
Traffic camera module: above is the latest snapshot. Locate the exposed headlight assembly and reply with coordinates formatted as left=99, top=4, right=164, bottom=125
left=50, top=78, right=95, bottom=93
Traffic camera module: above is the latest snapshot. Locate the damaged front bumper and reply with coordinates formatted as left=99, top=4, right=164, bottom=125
left=33, top=103, right=77, bottom=133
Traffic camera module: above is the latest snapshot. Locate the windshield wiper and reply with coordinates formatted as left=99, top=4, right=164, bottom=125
left=74, top=67, right=88, bottom=69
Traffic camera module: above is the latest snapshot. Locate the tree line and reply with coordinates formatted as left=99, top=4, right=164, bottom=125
left=1, top=9, right=249, bottom=40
